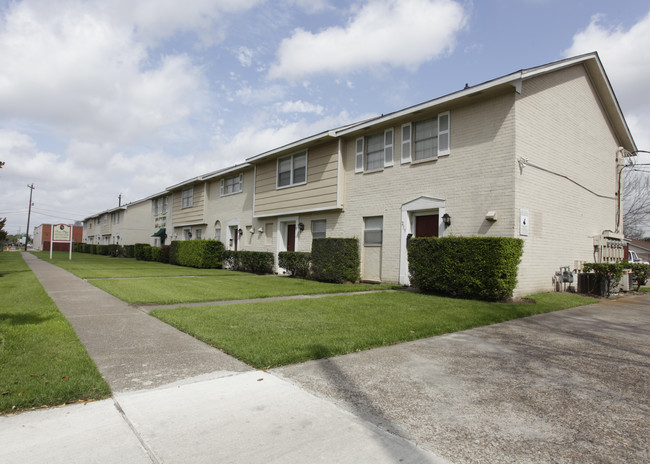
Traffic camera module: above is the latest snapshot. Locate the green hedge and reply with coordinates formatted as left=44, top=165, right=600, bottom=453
left=169, top=240, right=224, bottom=268
left=311, top=238, right=360, bottom=283
left=278, top=251, right=311, bottom=278
left=224, top=250, right=274, bottom=274
left=150, top=246, right=170, bottom=263
left=408, top=236, right=523, bottom=301
left=122, top=245, right=135, bottom=258
left=88, top=244, right=97, bottom=255
left=134, top=243, right=149, bottom=261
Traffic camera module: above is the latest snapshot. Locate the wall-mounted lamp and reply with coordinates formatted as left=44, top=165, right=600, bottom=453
left=238, top=228, right=243, bottom=237
left=258, top=227, right=264, bottom=234
left=298, top=222, right=304, bottom=232
left=442, top=213, right=451, bottom=226
left=188, top=231, right=192, bottom=239
left=249, top=228, right=255, bottom=234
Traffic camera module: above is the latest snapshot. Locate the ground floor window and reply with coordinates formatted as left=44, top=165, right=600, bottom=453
left=312, top=220, right=326, bottom=239
left=363, top=216, right=383, bottom=245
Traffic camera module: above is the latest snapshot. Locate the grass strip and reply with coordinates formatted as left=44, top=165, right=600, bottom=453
left=90, top=276, right=397, bottom=304
left=152, top=291, right=597, bottom=369
left=0, top=252, right=110, bottom=414
left=30, top=251, right=243, bottom=278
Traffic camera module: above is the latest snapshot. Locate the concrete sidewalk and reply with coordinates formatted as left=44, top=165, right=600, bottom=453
left=5, top=253, right=448, bottom=463
left=21, top=252, right=251, bottom=392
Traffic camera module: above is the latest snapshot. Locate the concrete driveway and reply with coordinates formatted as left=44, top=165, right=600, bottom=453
left=274, top=295, right=650, bottom=463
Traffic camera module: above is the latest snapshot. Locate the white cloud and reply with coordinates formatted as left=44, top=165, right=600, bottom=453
left=269, top=0, right=468, bottom=80
left=564, top=12, right=650, bottom=152
left=113, top=0, right=263, bottom=45
left=236, top=46, right=255, bottom=67
left=283, top=0, right=333, bottom=14
left=0, top=1, right=206, bottom=144
left=277, top=100, right=324, bottom=115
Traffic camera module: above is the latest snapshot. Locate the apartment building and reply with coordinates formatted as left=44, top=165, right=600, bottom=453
left=83, top=53, right=636, bottom=296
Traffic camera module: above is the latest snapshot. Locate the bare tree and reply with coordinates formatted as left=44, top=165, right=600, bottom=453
left=623, top=169, right=650, bottom=239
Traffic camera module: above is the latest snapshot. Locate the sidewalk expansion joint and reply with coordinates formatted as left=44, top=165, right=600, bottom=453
left=112, top=398, right=162, bottom=464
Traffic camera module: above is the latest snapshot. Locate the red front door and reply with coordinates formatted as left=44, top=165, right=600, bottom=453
left=287, top=224, right=296, bottom=252
left=415, top=214, right=439, bottom=237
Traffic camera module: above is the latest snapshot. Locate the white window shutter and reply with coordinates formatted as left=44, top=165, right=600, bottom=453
left=355, top=137, right=364, bottom=173
left=401, top=123, right=411, bottom=164
left=220, top=179, right=224, bottom=196
left=384, top=128, right=394, bottom=167
left=438, top=112, right=450, bottom=156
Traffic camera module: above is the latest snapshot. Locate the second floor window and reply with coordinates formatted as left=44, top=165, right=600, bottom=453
left=277, top=151, right=307, bottom=188
left=181, top=187, right=193, bottom=208
left=221, top=174, right=243, bottom=196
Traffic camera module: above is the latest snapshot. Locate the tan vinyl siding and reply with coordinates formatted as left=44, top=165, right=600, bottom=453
left=171, top=184, right=206, bottom=224
left=254, top=141, right=339, bottom=216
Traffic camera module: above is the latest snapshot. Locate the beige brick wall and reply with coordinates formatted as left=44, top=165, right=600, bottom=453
left=121, top=200, right=152, bottom=245
left=333, top=91, right=518, bottom=283
left=205, top=169, right=255, bottom=250
left=514, top=63, right=620, bottom=296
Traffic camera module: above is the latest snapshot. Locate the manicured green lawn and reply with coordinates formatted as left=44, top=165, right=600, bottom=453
left=92, top=276, right=396, bottom=304
left=0, top=252, right=110, bottom=414
left=152, top=291, right=598, bottom=369
left=30, top=251, right=243, bottom=278
left=35, top=251, right=396, bottom=304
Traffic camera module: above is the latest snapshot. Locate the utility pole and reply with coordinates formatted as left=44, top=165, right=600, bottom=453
left=25, top=184, right=34, bottom=251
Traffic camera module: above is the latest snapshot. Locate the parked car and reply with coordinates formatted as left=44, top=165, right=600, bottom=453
left=628, top=250, right=650, bottom=265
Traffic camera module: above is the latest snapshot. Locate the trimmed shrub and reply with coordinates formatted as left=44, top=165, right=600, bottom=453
left=106, top=244, right=121, bottom=257
left=224, top=250, right=274, bottom=274
left=627, top=262, right=650, bottom=291
left=150, top=246, right=171, bottom=263
left=582, top=262, right=623, bottom=296
left=278, top=251, right=311, bottom=278
left=168, top=240, right=224, bottom=268
left=122, top=245, right=135, bottom=258
left=88, top=244, right=97, bottom=255
left=408, top=236, right=523, bottom=301
left=134, top=243, right=149, bottom=261
left=311, top=238, right=360, bottom=283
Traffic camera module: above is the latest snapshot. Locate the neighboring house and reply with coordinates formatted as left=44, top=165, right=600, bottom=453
left=33, top=223, right=83, bottom=251
left=81, top=52, right=636, bottom=297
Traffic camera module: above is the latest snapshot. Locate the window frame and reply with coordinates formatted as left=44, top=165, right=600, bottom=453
left=401, top=111, right=450, bottom=164
left=181, top=187, right=194, bottom=209
left=276, top=151, right=308, bottom=189
left=363, top=216, right=383, bottom=246
left=311, top=220, right=326, bottom=239
left=355, top=128, right=395, bottom=173
left=220, top=173, right=244, bottom=197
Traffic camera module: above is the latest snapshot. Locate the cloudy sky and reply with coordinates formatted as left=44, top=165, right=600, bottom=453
left=1, top=0, right=649, bottom=236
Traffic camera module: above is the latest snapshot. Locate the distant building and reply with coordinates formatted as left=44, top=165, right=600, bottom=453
left=33, top=224, right=84, bottom=251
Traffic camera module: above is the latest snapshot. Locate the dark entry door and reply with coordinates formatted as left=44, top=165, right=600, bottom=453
left=415, top=214, right=439, bottom=237
left=287, top=224, right=296, bottom=252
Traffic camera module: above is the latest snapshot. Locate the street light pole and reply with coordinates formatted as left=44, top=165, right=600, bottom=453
left=25, top=184, right=34, bottom=251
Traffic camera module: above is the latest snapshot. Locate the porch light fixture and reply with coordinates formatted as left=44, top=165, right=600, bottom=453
left=238, top=228, right=243, bottom=237
left=298, top=222, right=304, bottom=232
left=442, top=213, right=451, bottom=226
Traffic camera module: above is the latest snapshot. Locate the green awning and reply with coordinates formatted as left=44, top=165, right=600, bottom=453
left=151, top=228, right=166, bottom=237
